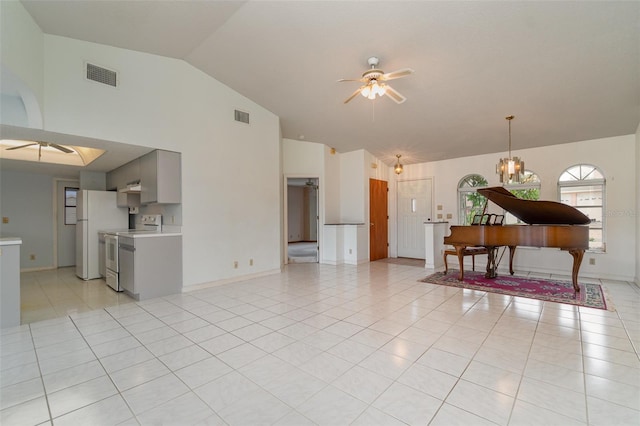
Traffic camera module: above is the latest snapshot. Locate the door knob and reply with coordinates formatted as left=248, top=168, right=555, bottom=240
left=370, top=223, right=374, bottom=226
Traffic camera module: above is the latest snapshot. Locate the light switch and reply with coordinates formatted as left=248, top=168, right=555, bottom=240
left=2, top=217, right=8, bottom=224
left=437, top=214, right=443, bottom=219
left=437, top=205, right=443, bottom=211
left=446, top=213, right=453, bottom=219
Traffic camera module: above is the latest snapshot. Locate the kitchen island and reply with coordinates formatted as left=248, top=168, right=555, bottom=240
left=1, top=237, right=22, bottom=328
left=118, top=232, right=182, bottom=301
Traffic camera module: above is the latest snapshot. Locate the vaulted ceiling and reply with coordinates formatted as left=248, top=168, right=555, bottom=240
left=17, top=1, right=640, bottom=166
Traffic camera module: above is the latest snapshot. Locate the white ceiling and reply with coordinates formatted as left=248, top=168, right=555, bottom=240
left=16, top=1, right=640, bottom=167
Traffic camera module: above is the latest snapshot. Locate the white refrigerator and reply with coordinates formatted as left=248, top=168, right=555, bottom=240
left=76, top=190, right=128, bottom=280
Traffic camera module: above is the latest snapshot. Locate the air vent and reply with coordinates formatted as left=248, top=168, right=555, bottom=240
left=86, top=63, right=117, bottom=87
left=234, top=109, right=250, bottom=124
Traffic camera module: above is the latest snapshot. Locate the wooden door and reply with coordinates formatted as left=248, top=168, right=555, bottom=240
left=369, top=179, right=388, bottom=261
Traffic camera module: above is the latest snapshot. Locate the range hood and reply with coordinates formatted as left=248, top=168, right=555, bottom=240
left=119, top=182, right=141, bottom=193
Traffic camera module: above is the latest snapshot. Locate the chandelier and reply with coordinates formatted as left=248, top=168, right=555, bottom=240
left=394, top=154, right=403, bottom=175
left=496, top=115, right=524, bottom=183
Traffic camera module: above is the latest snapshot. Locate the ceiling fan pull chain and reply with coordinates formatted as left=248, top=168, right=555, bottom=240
left=372, top=99, right=375, bottom=122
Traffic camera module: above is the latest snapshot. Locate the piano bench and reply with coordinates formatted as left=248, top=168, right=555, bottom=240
left=443, top=247, right=488, bottom=273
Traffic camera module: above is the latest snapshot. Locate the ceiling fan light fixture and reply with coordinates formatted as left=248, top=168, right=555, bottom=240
left=394, top=154, right=403, bottom=175
left=341, top=57, right=413, bottom=104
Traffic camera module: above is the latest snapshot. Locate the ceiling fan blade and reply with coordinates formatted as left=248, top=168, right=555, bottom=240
left=384, top=85, right=407, bottom=104
left=337, top=77, right=367, bottom=83
left=6, top=143, right=38, bottom=150
left=344, top=87, right=363, bottom=104
left=381, top=68, right=414, bottom=81
left=49, top=143, right=74, bottom=153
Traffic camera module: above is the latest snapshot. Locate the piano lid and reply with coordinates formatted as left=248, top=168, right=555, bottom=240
left=477, top=186, right=591, bottom=225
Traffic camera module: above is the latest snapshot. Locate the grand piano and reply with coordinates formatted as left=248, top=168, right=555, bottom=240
left=443, top=186, right=591, bottom=292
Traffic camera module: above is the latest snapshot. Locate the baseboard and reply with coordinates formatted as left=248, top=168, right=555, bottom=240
left=183, top=268, right=282, bottom=292
left=20, top=266, right=57, bottom=273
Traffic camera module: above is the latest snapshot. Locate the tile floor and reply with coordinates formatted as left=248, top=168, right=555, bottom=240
left=1, top=261, right=639, bottom=425
left=19, top=267, right=135, bottom=324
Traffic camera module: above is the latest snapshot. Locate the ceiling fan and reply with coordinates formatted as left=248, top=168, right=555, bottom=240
left=339, top=56, right=414, bottom=104
left=5, top=141, right=74, bottom=160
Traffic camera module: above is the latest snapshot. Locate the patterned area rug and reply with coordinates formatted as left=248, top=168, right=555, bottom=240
left=420, top=271, right=611, bottom=310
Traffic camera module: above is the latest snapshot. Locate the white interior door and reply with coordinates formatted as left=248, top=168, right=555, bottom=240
left=397, top=179, right=433, bottom=259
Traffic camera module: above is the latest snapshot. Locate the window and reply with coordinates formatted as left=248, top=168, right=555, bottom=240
left=458, top=174, right=488, bottom=225
left=503, top=170, right=541, bottom=224
left=558, top=164, right=605, bottom=251
left=64, top=187, right=78, bottom=225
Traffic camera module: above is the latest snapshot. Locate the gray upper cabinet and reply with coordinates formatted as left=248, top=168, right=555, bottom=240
left=107, top=158, right=140, bottom=190
left=107, top=158, right=141, bottom=207
left=140, top=150, right=181, bottom=204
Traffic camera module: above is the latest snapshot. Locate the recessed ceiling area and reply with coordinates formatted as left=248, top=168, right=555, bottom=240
left=14, top=1, right=640, bottom=166
left=0, top=125, right=153, bottom=179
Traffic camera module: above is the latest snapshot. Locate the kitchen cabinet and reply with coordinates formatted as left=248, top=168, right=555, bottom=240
left=140, top=150, right=181, bottom=204
left=118, top=234, right=182, bottom=300
left=107, top=158, right=142, bottom=207
left=107, top=158, right=140, bottom=190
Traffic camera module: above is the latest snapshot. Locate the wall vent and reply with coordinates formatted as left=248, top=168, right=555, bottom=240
left=86, top=62, right=118, bottom=87
left=234, top=109, right=250, bottom=124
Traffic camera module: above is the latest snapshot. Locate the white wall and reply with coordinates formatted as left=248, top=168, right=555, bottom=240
left=0, top=1, right=44, bottom=127
left=3, top=4, right=281, bottom=288
left=393, top=135, right=637, bottom=281
left=339, top=150, right=366, bottom=223
left=0, top=170, right=54, bottom=269
left=636, top=123, right=640, bottom=285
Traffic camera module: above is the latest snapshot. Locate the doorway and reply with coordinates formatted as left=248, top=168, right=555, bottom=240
left=369, top=178, right=388, bottom=261
left=397, top=178, right=433, bottom=259
left=286, top=178, right=319, bottom=263
left=55, top=179, right=79, bottom=267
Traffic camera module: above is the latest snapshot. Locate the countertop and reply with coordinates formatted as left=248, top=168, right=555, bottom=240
left=117, top=232, right=182, bottom=239
left=0, top=237, right=22, bottom=246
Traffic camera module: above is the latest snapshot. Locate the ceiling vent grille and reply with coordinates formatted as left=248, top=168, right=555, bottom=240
left=234, top=109, right=250, bottom=124
left=86, top=63, right=118, bottom=87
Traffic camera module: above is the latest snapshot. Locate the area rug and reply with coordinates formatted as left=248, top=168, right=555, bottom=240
left=420, top=271, right=611, bottom=310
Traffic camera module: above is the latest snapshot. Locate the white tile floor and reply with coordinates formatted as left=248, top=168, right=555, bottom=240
left=19, top=267, right=135, bottom=324
left=1, top=261, right=639, bottom=425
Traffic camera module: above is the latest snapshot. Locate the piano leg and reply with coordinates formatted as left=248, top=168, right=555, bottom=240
left=454, top=245, right=467, bottom=281
left=568, top=249, right=584, bottom=292
left=508, top=246, right=516, bottom=275
left=485, top=246, right=498, bottom=279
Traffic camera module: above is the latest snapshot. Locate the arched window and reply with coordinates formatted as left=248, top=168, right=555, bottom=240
left=503, top=170, right=541, bottom=224
left=458, top=174, right=488, bottom=225
left=558, top=164, right=605, bottom=252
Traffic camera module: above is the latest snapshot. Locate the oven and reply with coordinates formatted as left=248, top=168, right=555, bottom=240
left=105, top=234, right=121, bottom=291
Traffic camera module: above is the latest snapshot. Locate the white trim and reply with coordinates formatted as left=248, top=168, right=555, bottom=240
left=283, top=174, right=321, bottom=265
left=183, top=268, right=282, bottom=292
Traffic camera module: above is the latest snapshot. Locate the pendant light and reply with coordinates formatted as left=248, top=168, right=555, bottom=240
left=496, top=115, right=524, bottom=183
left=394, top=154, right=403, bottom=175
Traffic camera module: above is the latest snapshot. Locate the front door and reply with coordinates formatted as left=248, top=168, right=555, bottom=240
left=369, top=178, right=388, bottom=261
left=397, top=178, right=433, bottom=259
